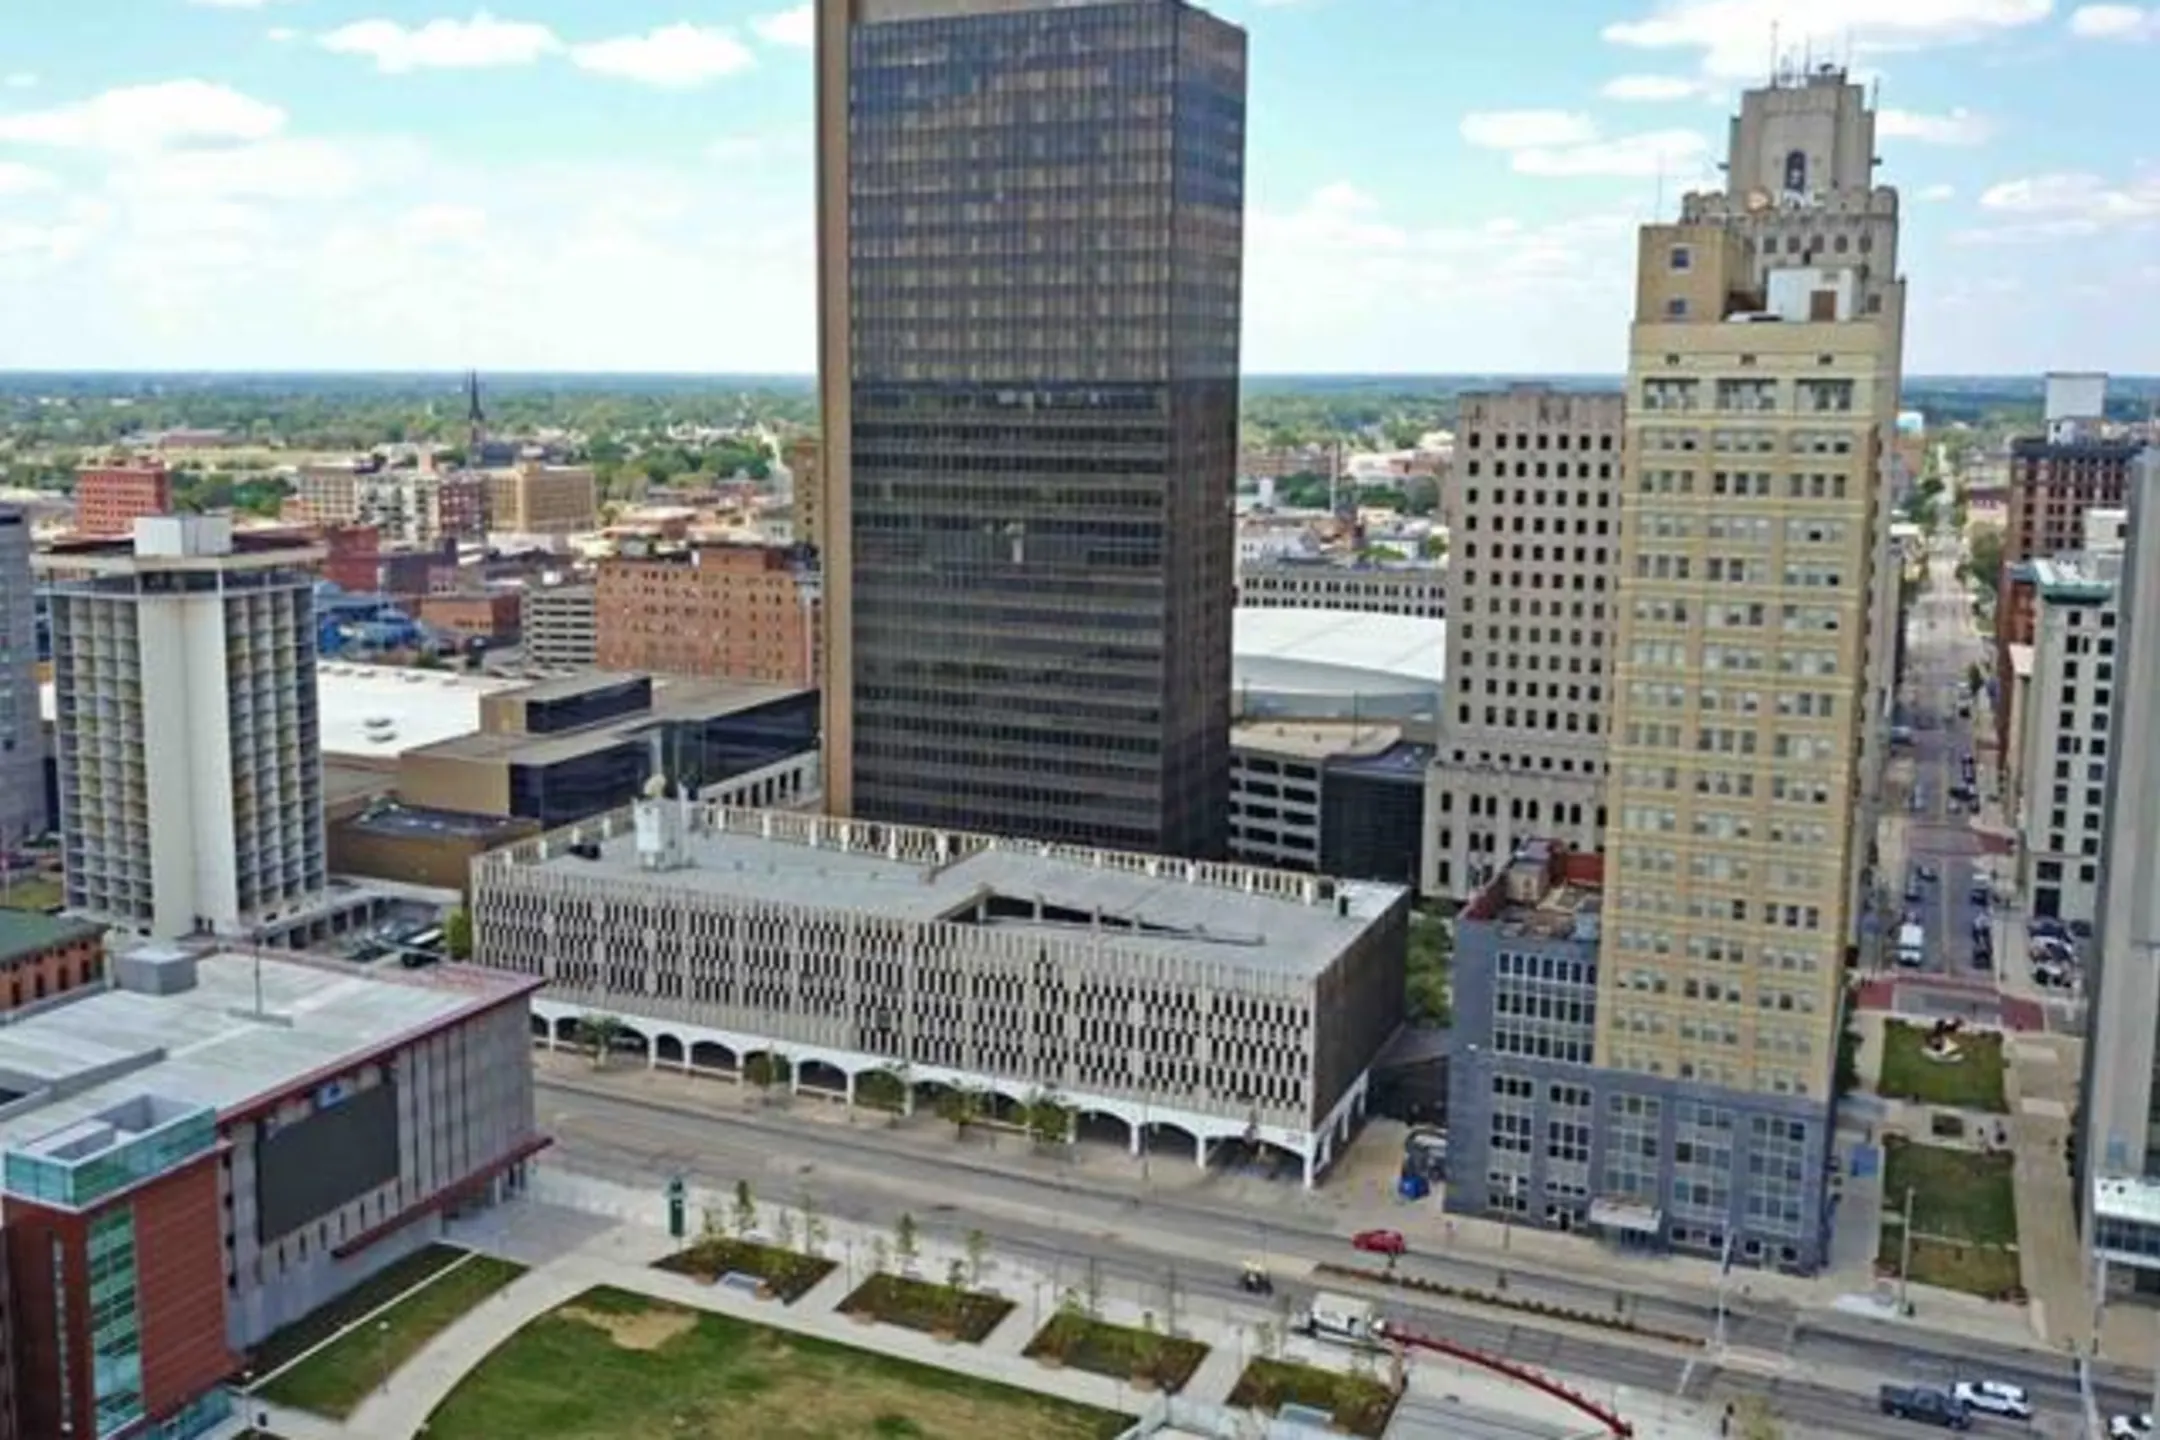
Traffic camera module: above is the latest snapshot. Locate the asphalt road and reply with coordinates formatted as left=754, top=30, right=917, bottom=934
left=1897, top=537, right=1990, bottom=977
left=536, top=1075, right=2150, bottom=1434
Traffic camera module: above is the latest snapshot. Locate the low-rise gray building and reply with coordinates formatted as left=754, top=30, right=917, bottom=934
left=1446, top=842, right=1833, bottom=1272
left=473, top=799, right=1411, bottom=1183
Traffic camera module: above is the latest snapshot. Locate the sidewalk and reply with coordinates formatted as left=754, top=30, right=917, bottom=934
left=244, top=1177, right=1730, bottom=1440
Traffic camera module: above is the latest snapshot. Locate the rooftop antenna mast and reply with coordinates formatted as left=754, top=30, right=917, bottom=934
left=1769, top=21, right=1780, bottom=83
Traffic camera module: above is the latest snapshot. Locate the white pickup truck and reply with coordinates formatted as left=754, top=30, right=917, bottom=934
left=1896, top=922, right=1926, bottom=967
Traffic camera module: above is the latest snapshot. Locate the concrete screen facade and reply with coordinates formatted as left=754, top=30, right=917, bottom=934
left=474, top=800, right=1408, bottom=1182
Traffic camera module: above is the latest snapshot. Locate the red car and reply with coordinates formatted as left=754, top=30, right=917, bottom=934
left=1352, top=1228, right=1406, bottom=1257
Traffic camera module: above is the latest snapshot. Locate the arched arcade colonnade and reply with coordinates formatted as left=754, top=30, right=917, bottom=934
left=532, top=997, right=1369, bottom=1188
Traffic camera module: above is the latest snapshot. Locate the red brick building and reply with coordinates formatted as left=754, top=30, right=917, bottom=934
left=1995, top=437, right=2140, bottom=690
left=74, top=462, right=172, bottom=536
left=417, top=591, right=522, bottom=644
left=595, top=543, right=819, bottom=686
left=0, top=947, right=543, bottom=1440
left=319, top=525, right=382, bottom=593
left=0, top=911, right=104, bottom=1013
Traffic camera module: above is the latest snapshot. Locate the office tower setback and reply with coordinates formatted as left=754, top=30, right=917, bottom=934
left=1446, top=69, right=1905, bottom=1272
left=0, top=508, right=44, bottom=844
left=1421, top=387, right=1624, bottom=900
left=2080, top=451, right=2160, bottom=1288
left=39, top=518, right=328, bottom=940
left=816, top=0, right=1247, bottom=857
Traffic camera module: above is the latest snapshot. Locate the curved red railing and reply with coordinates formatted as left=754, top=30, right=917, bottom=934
left=1376, top=1322, right=1635, bottom=1438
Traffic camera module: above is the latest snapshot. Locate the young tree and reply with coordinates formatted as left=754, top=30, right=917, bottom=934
left=1082, top=1257, right=1104, bottom=1320
left=935, top=1085, right=980, bottom=1137
left=731, top=1179, right=758, bottom=1240
left=1163, top=1263, right=1181, bottom=1337
left=1132, top=1310, right=1165, bottom=1382
left=893, top=1212, right=919, bottom=1273
left=799, top=1190, right=828, bottom=1260
left=582, top=1014, right=625, bottom=1070
left=442, top=908, right=473, bottom=959
left=944, top=1257, right=969, bottom=1319
left=963, top=1229, right=989, bottom=1289
left=869, top=1236, right=890, bottom=1276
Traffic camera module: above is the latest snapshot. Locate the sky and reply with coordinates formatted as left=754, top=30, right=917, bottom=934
left=0, top=0, right=2154, bottom=376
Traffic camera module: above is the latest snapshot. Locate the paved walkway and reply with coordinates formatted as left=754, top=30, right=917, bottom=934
left=239, top=1178, right=1730, bottom=1440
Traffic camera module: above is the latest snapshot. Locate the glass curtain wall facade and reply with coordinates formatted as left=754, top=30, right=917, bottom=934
left=834, top=0, right=1245, bottom=858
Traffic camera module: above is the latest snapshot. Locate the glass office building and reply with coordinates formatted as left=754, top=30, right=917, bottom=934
left=818, top=0, right=1246, bottom=858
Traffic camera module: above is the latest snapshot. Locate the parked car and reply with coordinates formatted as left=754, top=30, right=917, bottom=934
left=2071, top=919, right=2094, bottom=940
left=1880, top=1384, right=1972, bottom=1429
left=2033, top=963, right=2073, bottom=989
left=1951, top=1380, right=2031, bottom=1420
left=2109, top=1414, right=2153, bottom=1440
left=1916, top=864, right=1940, bottom=882
left=1351, top=1229, right=1406, bottom=1257
left=2032, top=917, right=2070, bottom=941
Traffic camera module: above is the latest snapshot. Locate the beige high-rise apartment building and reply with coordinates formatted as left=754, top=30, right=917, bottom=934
left=1420, top=387, right=1623, bottom=899
left=488, top=464, right=597, bottom=538
left=1441, top=68, right=1905, bottom=1273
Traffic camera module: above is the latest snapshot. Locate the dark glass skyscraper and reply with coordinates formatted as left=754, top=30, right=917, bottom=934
left=816, top=0, right=1245, bottom=859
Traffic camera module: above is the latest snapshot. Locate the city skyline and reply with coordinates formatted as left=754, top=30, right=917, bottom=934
left=0, top=0, right=2153, bottom=375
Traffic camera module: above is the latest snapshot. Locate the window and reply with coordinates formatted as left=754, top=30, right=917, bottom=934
left=1665, top=297, right=1689, bottom=319
left=1670, top=244, right=1692, bottom=271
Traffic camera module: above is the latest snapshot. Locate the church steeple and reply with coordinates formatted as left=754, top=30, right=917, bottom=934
left=465, top=370, right=485, bottom=465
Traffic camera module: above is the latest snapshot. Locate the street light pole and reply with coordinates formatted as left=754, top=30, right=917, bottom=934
left=1897, top=1185, right=1917, bottom=1316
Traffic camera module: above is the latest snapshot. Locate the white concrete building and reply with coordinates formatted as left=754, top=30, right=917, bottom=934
left=521, top=581, right=598, bottom=670
left=40, top=517, right=328, bottom=939
left=1421, top=386, right=1623, bottom=899
left=0, top=505, right=44, bottom=843
left=2082, top=451, right=2160, bottom=1294
left=2015, top=514, right=2126, bottom=926
left=475, top=800, right=1411, bottom=1184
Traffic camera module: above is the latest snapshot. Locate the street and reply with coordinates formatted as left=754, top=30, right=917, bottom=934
left=536, top=1070, right=2150, bottom=1435
left=1886, top=534, right=1993, bottom=978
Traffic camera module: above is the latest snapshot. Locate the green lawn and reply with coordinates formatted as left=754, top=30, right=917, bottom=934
left=257, top=1254, right=527, bottom=1417
left=424, top=1286, right=1130, bottom=1440
left=1878, top=1139, right=2022, bottom=1298
left=1876, top=1022, right=2009, bottom=1113
left=0, top=877, right=63, bottom=912
left=250, top=1243, right=473, bottom=1376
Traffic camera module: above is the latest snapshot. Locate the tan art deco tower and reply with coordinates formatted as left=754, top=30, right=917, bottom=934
left=1599, top=67, right=1905, bottom=1105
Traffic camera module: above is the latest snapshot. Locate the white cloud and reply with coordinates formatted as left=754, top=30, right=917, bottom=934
left=0, top=162, right=54, bottom=196
left=267, top=27, right=299, bottom=43
left=2069, top=4, right=2160, bottom=37
left=319, top=13, right=563, bottom=73
left=1462, top=110, right=1711, bottom=178
left=1604, top=0, right=2054, bottom=79
left=2, top=73, right=36, bottom=90
left=752, top=5, right=815, bottom=48
left=1877, top=107, right=1994, bottom=145
left=1918, top=182, right=1957, bottom=200
left=113, top=138, right=418, bottom=202
left=1246, top=183, right=1638, bottom=369
left=0, top=80, right=285, bottom=154
left=569, top=25, right=756, bottom=87
left=1460, top=110, right=1600, bottom=149
left=1600, top=73, right=1710, bottom=101
left=1958, top=168, right=2160, bottom=241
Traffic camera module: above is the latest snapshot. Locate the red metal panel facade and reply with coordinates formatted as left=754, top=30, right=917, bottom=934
left=133, top=1157, right=236, bottom=1425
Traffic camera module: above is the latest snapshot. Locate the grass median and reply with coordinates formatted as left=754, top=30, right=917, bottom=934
left=257, top=1254, right=527, bottom=1417
left=424, top=1285, right=1129, bottom=1440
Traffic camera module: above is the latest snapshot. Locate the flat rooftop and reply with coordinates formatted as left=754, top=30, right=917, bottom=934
left=0, top=950, right=535, bottom=1152
left=1233, top=722, right=1403, bottom=762
left=318, top=663, right=528, bottom=757
left=344, top=802, right=532, bottom=841
left=1233, top=606, right=1446, bottom=692
left=410, top=676, right=805, bottom=768
left=499, top=808, right=1404, bottom=976
left=0, top=910, right=102, bottom=966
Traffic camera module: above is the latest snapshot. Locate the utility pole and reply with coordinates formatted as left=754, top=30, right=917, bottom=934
left=1897, top=1184, right=1917, bottom=1315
